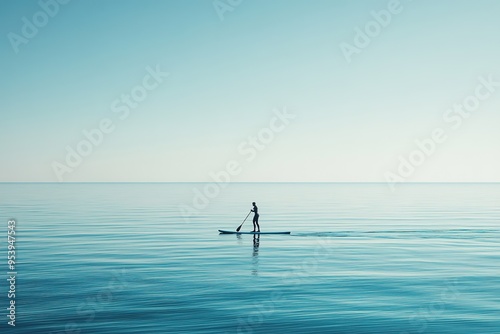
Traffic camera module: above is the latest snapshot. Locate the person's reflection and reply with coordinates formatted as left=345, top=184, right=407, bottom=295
left=252, top=234, right=260, bottom=276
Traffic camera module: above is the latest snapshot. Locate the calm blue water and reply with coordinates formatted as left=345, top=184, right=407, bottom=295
left=0, top=183, right=499, bottom=334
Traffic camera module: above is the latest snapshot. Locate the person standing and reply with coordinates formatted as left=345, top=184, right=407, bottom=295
left=251, top=202, right=260, bottom=232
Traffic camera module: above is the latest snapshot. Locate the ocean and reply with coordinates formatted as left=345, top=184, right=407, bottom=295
left=0, top=183, right=499, bottom=333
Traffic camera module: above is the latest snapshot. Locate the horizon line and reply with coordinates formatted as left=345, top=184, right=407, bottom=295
left=1, top=181, right=500, bottom=184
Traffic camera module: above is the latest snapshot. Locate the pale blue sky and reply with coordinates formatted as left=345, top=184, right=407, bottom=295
left=1, top=0, right=499, bottom=182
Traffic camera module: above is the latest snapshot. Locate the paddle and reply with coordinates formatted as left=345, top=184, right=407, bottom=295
left=236, top=211, right=252, bottom=232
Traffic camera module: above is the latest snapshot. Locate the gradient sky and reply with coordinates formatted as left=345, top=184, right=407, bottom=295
left=1, top=0, right=499, bottom=182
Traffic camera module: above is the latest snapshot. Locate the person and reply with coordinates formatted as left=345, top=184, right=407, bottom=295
left=251, top=202, right=260, bottom=232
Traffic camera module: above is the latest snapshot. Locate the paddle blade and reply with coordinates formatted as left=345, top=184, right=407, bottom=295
left=236, top=224, right=243, bottom=232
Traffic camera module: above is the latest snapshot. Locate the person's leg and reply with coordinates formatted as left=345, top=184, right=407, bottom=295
left=252, top=217, right=256, bottom=232
left=255, top=215, right=260, bottom=232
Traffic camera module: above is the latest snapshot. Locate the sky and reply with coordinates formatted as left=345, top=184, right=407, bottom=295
left=1, top=0, right=499, bottom=182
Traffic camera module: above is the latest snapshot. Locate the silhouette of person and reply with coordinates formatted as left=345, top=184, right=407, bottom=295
left=251, top=202, right=260, bottom=232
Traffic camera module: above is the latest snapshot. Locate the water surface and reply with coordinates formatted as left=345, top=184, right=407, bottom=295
left=0, top=183, right=499, bottom=333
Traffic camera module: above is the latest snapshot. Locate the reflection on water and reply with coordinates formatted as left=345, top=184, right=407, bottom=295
left=252, top=234, right=260, bottom=276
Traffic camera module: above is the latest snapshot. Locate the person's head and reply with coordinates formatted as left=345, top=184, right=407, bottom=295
left=252, top=202, right=256, bottom=206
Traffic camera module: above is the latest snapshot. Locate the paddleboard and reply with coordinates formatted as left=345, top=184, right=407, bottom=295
left=219, top=230, right=291, bottom=235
